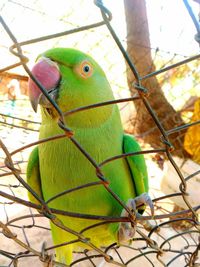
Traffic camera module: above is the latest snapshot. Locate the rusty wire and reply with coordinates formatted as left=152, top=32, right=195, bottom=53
left=0, top=0, right=200, bottom=266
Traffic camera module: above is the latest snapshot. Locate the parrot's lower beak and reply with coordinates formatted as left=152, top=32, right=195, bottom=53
left=38, top=87, right=58, bottom=110
left=28, top=57, right=61, bottom=112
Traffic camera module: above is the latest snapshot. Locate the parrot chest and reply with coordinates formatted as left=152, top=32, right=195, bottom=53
left=38, top=115, right=134, bottom=217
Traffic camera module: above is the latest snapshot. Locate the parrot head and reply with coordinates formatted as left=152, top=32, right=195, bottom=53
left=28, top=48, right=115, bottom=127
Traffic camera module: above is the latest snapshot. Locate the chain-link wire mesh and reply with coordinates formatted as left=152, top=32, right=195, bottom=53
left=0, top=0, right=200, bottom=266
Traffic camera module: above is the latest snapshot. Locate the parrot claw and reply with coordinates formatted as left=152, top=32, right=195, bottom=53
left=131, top=192, right=154, bottom=216
left=118, top=193, right=154, bottom=243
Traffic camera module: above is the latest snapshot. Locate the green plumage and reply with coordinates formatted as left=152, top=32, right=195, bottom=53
left=27, top=48, right=148, bottom=264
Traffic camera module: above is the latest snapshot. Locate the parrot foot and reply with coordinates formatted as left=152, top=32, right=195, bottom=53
left=42, top=255, right=54, bottom=267
left=118, top=193, right=154, bottom=243
left=41, top=241, right=54, bottom=267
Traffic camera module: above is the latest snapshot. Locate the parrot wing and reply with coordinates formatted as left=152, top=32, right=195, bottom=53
left=123, top=134, right=149, bottom=212
left=26, top=146, right=44, bottom=205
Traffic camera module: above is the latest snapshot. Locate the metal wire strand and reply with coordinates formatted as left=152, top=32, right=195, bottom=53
left=0, top=0, right=200, bottom=266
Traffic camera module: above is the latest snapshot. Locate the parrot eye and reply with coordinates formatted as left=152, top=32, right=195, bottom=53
left=83, top=65, right=90, bottom=73
left=75, top=60, right=93, bottom=79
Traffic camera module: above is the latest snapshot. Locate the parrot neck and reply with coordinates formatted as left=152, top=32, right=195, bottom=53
left=40, top=103, right=116, bottom=129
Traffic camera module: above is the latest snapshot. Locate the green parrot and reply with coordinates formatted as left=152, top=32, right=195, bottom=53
left=27, top=48, right=152, bottom=265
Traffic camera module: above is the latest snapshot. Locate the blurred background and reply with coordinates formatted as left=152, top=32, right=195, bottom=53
left=0, top=0, right=200, bottom=266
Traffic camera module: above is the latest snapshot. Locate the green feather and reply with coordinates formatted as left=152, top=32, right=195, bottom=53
left=123, top=134, right=149, bottom=213
left=27, top=48, right=149, bottom=265
left=26, top=146, right=43, bottom=205
left=123, top=134, right=148, bottom=195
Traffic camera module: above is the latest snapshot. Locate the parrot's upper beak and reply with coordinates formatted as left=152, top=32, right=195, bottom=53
left=28, top=57, right=61, bottom=112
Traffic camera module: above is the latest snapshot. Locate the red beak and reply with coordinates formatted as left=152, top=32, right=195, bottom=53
left=28, top=57, right=61, bottom=112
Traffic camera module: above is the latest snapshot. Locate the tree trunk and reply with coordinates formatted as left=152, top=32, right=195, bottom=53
left=124, top=0, right=188, bottom=158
